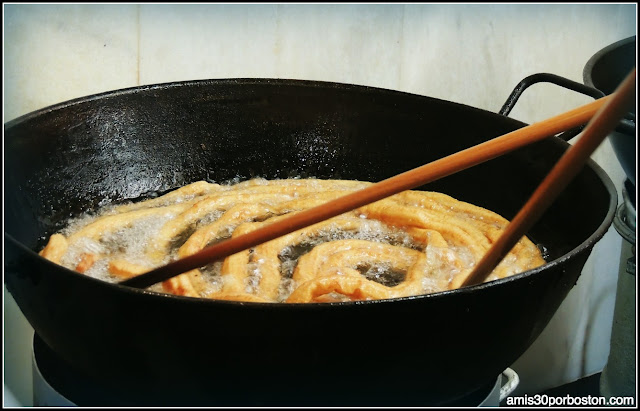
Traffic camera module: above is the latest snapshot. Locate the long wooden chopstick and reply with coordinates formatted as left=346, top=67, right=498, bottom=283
left=120, top=91, right=616, bottom=289
left=458, top=67, right=636, bottom=289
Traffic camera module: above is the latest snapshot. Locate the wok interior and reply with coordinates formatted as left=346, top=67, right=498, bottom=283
left=4, top=80, right=616, bottom=406
left=5, top=80, right=611, bottom=257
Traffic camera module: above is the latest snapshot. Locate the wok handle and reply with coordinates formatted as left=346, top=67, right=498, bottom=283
left=499, top=73, right=606, bottom=142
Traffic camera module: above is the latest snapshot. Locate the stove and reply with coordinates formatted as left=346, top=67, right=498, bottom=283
left=600, top=179, right=636, bottom=399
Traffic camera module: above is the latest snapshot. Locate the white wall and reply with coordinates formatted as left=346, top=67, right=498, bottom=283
left=3, top=3, right=636, bottom=405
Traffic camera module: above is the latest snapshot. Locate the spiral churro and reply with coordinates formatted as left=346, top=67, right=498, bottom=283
left=39, top=178, right=546, bottom=302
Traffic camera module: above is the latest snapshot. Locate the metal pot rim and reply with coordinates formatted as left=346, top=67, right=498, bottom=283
left=583, top=35, right=636, bottom=135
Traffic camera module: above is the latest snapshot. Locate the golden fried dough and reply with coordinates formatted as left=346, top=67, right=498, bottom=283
left=39, top=178, right=546, bottom=302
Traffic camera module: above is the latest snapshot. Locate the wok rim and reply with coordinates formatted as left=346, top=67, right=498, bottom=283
left=5, top=77, right=516, bottom=129
left=3, top=78, right=619, bottom=308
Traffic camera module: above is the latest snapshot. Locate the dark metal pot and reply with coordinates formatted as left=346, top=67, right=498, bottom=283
left=4, top=79, right=616, bottom=406
left=583, top=35, right=636, bottom=188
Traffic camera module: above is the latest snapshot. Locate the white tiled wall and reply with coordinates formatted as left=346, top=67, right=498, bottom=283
left=3, top=3, right=636, bottom=406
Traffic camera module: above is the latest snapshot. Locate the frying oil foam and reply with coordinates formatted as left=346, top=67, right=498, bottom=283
left=46, top=178, right=542, bottom=301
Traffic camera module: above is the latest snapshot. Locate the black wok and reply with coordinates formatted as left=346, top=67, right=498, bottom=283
left=4, top=79, right=616, bottom=406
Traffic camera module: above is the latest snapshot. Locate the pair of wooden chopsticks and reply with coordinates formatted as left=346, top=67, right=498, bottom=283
left=121, top=68, right=635, bottom=290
